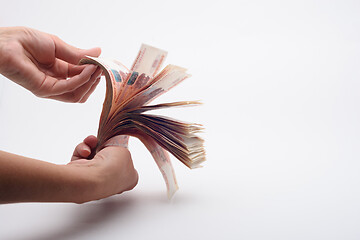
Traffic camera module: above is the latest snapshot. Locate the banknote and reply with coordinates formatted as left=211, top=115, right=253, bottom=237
left=79, top=44, right=205, bottom=198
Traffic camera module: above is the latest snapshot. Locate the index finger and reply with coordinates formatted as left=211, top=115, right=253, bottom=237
left=36, top=64, right=97, bottom=97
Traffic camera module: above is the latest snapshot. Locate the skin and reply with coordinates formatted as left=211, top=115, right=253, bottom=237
left=0, top=27, right=138, bottom=203
left=0, top=26, right=102, bottom=102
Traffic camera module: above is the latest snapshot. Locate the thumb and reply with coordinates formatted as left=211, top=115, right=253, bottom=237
left=81, top=47, right=101, bottom=58
left=52, top=35, right=101, bottom=64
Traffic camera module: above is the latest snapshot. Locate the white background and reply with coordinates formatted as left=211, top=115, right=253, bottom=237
left=1, top=0, right=360, bottom=239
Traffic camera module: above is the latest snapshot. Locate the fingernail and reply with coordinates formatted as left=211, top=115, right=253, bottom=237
left=82, top=148, right=91, bottom=157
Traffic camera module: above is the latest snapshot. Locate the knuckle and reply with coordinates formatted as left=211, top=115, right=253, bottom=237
left=51, top=34, right=61, bottom=43
left=73, top=95, right=83, bottom=103
left=130, top=170, right=139, bottom=189
left=125, top=169, right=138, bottom=191
left=78, top=95, right=88, bottom=103
left=21, top=27, right=33, bottom=37
left=31, top=77, right=47, bottom=97
left=68, top=92, right=82, bottom=103
left=74, top=199, right=89, bottom=204
left=32, top=88, right=46, bottom=98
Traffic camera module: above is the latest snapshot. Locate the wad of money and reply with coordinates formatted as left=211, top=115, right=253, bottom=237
left=79, top=44, right=205, bottom=198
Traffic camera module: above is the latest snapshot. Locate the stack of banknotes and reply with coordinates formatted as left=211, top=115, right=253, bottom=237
left=79, top=44, right=205, bottom=198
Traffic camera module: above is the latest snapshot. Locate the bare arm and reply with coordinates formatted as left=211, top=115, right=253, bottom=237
left=0, top=27, right=138, bottom=203
left=0, top=136, right=138, bottom=204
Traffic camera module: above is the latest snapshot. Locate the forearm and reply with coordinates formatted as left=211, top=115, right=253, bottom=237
left=0, top=150, right=94, bottom=204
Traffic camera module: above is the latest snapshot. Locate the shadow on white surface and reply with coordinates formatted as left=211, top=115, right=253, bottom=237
left=35, top=197, right=135, bottom=240
left=2, top=190, right=197, bottom=240
left=2, top=0, right=360, bottom=239
left=5, top=195, right=137, bottom=240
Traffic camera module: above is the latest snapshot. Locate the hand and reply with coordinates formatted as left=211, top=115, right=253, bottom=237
left=68, top=136, right=138, bottom=202
left=0, top=26, right=102, bottom=102
left=0, top=136, right=137, bottom=204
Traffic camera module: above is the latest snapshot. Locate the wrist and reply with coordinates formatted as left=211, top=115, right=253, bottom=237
left=61, top=164, right=102, bottom=204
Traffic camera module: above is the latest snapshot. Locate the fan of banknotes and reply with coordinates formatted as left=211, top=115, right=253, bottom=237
left=79, top=44, right=205, bottom=198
